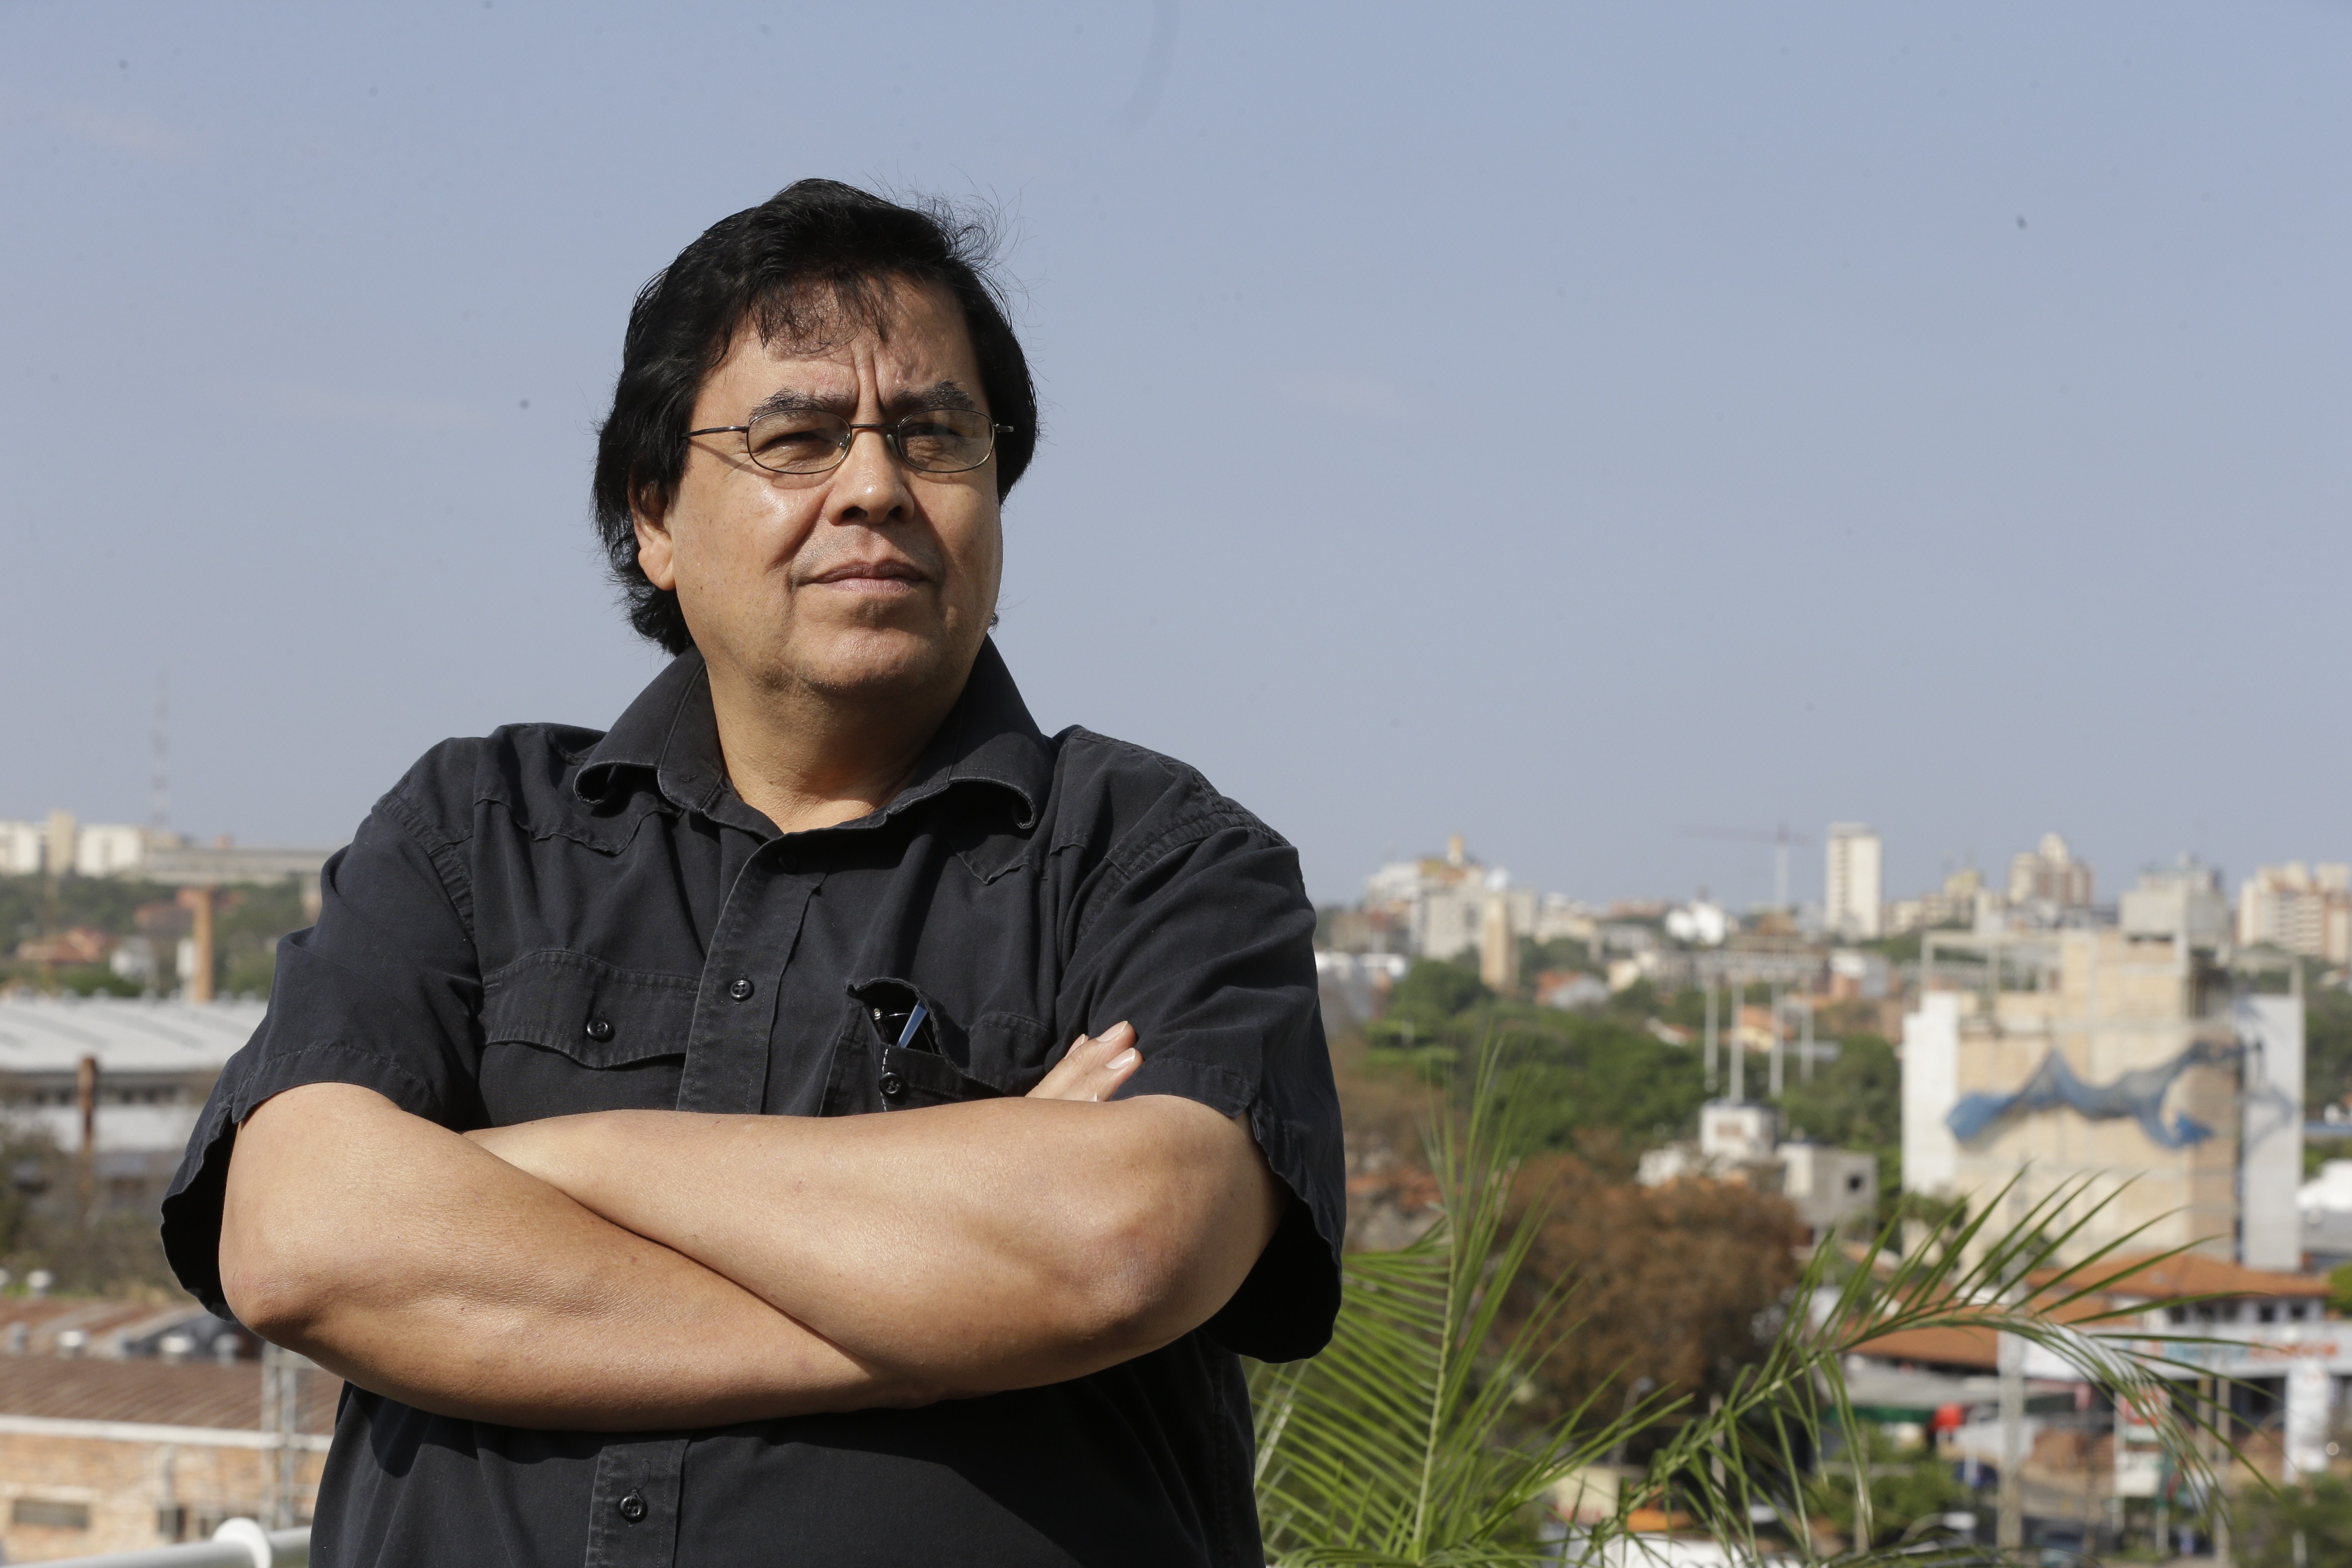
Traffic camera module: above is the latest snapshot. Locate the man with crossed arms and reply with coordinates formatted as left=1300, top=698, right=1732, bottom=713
left=163, top=179, right=1343, bottom=1568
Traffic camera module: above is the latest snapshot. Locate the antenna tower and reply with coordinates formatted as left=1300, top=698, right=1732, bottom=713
left=150, top=672, right=170, bottom=838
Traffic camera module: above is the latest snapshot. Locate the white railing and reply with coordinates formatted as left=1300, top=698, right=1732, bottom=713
left=48, top=1519, right=308, bottom=1568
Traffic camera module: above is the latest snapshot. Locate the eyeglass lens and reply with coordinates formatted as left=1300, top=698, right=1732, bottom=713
left=745, top=409, right=995, bottom=475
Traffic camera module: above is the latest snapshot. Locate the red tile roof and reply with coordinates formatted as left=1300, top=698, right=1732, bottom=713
left=0, top=1356, right=339, bottom=1433
left=2066, top=1251, right=2331, bottom=1300
left=1850, top=1249, right=2332, bottom=1371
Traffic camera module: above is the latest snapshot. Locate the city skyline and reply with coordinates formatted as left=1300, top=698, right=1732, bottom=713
left=4, top=789, right=2341, bottom=921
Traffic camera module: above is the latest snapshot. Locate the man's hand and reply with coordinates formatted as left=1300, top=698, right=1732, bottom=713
left=468, top=1024, right=1284, bottom=1394
left=1022, top=1021, right=1143, bottom=1101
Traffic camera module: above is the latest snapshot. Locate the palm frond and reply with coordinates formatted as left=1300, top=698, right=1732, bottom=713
left=1257, top=1039, right=2242, bottom=1566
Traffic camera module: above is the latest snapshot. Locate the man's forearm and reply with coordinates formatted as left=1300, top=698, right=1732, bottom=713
left=221, top=1084, right=934, bottom=1429
left=471, top=1090, right=1282, bottom=1393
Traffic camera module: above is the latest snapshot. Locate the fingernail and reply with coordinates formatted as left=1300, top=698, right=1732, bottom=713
left=1107, top=1048, right=1140, bottom=1071
left=1105, top=1021, right=1135, bottom=1043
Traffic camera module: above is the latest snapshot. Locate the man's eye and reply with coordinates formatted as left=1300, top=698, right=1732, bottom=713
left=747, top=416, right=848, bottom=469
left=752, top=421, right=836, bottom=451
left=897, top=417, right=956, bottom=447
left=896, top=412, right=987, bottom=467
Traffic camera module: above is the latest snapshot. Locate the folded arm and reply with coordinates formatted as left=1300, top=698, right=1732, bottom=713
left=219, top=1080, right=922, bottom=1429
left=470, top=1023, right=1285, bottom=1393
left=216, top=1026, right=1258, bottom=1425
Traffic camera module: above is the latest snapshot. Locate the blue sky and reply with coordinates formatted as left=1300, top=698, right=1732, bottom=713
left=3, top=0, right=2347, bottom=908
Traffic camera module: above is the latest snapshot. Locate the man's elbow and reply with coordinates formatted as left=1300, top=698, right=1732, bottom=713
left=219, top=1172, right=376, bottom=1346
left=220, top=1225, right=329, bottom=1344
left=1055, top=1217, right=1196, bottom=1351
left=1053, top=1135, right=1280, bottom=1350
left=217, top=1082, right=415, bottom=1346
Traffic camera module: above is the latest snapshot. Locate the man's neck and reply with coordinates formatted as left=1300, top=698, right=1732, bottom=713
left=704, top=660, right=963, bottom=838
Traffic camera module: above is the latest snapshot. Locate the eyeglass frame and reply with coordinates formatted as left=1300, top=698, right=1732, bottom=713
left=684, top=410, right=1017, bottom=477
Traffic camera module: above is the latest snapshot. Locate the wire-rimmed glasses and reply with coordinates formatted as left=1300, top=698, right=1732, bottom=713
left=686, top=407, right=1013, bottom=476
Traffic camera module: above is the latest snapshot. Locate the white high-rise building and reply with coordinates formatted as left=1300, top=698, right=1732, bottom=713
left=1824, top=823, right=1883, bottom=940
left=2238, top=863, right=2352, bottom=965
left=2008, top=832, right=2095, bottom=911
left=74, top=823, right=148, bottom=877
left=0, top=821, right=43, bottom=874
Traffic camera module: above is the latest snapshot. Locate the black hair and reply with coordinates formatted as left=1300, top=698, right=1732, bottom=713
left=591, top=179, right=1038, bottom=655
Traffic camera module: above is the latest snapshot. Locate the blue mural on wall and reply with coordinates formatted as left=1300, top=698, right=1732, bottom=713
left=1945, top=1038, right=2241, bottom=1149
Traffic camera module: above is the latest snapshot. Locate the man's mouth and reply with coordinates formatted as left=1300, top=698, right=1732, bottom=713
left=808, top=558, right=928, bottom=588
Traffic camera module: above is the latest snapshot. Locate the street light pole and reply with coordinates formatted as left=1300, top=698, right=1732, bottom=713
left=1704, top=982, right=1718, bottom=1094
left=1998, top=1325, right=2024, bottom=1553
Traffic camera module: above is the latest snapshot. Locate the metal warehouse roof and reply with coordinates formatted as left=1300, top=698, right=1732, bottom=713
left=0, top=997, right=267, bottom=1076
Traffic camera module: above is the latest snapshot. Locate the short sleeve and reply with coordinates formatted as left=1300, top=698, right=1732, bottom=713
left=1059, top=819, right=1344, bottom=1363
left=161, top=786, right=486, bottom=1317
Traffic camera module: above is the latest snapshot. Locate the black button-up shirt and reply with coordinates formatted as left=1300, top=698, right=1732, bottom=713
left=161, top=641, right=1343, bottom=1568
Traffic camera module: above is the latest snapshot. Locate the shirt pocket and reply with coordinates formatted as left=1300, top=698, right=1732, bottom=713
left=843, top=975, right=1010, bottom=1112
left=477, top=949, right=697, bottom=1122
left=967, top=1010, right=1058, bottom=1093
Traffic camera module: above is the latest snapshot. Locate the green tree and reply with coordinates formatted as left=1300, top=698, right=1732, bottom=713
left=212, top=877, right=309, bottom=997
left=1808, top=1430, right=1973, bottom=1549
left=2328, top=1260, right=2352, bottom=1318
left=2238, top=1476, right=2352, bottom=1568
left=1386, top=959, right=1492, bottom=1028
left=0, top=872, right=183, bottom=945
left=1499, top=1022, right=1707, bottom=1169
left=0, top=871, right=311, bottom=997
left=0, top=1122, right=178, bottom=1297
left=1517, top=935, right=1597, bottom=980
left=2305, top=985, right=2352, bottom=1114
left=1364, top=978, right=1710, bottom=1172
left=1777, top=1032, right=1904, bottom=1223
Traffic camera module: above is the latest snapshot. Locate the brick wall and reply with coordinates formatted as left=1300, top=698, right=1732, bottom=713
left=0, top=1429, right=325, bottom=1561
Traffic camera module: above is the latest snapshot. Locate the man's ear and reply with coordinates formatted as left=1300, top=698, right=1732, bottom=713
left=632, top=490, right=677, bottom=592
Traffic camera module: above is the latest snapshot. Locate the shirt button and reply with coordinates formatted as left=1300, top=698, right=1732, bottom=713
left=728, top=977, right=755, bottom=1002
left=584, top=1018, right=614, bottom=1042
left=878, top=1072, right=906, bottom=1101
left=617, top=1492, right=647, bottom=1524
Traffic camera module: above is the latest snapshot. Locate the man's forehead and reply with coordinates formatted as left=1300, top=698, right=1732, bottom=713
left=725, top=330, right=959, bottom=378
left=708, top=288, right=973, bottom=396
left=744, top=277, right=969, bottom=366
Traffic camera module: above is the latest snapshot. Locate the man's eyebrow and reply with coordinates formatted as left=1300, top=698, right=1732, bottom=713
left=883, top=380, right=982, bottom=416
left=741, top=380, right=982, bottom=423
left=745, top=387, right=852, bottom=421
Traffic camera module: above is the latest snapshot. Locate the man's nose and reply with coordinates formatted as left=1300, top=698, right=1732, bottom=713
left=827, top=426, right=914, bottom=524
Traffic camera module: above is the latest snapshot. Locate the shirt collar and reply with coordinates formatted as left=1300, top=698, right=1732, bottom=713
left=574, top=638, right=1054, bottom=834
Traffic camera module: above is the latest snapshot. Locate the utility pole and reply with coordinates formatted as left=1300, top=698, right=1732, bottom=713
left=150, top=671, right=170, bottom=839
left=2210, top=1373, right=2233, bottom=1568
left=1729, top=975, right=1746, bottom=1102
left=1767, top=983, right=1784, bottom=1099
left=260, top=1344, right=303, bottom=1527
left=260, top=1342, right=284, bottom=1527
left=1999, top=1179, right=2028, bottom=1556
left=1799, top=999, right=1816, bottom=1085
left=75, top=1055, right=98, bottom=1217
left=1998, top=1325, right=2024, bottom=1553
left=1703, top=982, right=1718, bottom=1094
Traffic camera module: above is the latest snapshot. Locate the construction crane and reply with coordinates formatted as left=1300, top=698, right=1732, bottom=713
left=1681, top=823, right=1814, bottom=912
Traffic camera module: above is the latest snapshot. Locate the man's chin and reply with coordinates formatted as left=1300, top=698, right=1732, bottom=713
left=779, top=633, right=969, bottom=706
